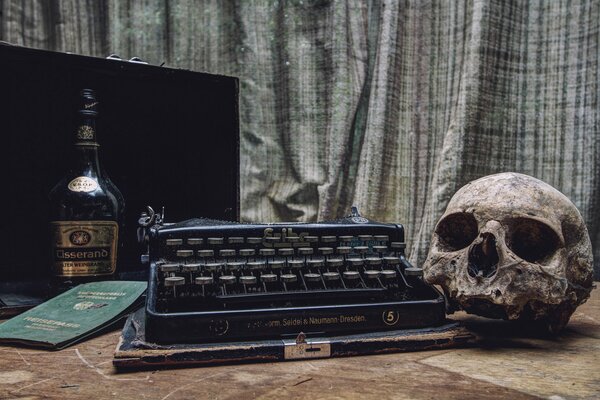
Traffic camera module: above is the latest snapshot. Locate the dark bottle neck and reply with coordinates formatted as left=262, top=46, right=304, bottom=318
left=74, top=117, right=102, bottom=175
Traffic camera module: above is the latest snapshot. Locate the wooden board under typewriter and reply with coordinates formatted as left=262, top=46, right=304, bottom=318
left=113, top=309, right=475, bottom=368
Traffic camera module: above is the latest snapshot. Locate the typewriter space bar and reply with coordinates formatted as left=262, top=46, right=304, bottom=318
left=217, top=288, right=388, bottom=304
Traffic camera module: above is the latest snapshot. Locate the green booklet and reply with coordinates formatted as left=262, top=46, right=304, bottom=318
left=0, top=281, right=146, bottom=349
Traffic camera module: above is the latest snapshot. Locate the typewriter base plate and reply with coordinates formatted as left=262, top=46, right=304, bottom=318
left=114, top=309, right=475, bottom=369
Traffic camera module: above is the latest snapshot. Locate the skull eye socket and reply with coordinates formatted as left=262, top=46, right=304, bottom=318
left=435, top=212, right=478, bottom=251
left=507, top=218, right=560, bottom=263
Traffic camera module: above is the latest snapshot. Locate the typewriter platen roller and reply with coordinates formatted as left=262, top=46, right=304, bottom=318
left=140, top=207, right=446, bottom=344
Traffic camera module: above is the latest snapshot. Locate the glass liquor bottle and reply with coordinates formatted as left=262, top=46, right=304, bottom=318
left=49, top=89, right=125, bottom=289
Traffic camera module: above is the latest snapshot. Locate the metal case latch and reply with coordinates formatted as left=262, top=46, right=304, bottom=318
left=283, top=332, right=331, bottom=360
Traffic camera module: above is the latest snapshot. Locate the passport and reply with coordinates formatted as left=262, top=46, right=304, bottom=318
left=0, top=281, right=146, bottom=349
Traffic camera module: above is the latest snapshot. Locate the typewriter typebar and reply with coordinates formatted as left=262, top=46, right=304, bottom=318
left=143, top=208, right=446, bottom=344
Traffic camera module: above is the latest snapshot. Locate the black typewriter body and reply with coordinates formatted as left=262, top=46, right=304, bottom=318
left=143, top=209, right=446, bottom=344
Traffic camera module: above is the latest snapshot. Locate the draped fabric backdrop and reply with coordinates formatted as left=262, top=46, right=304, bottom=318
left=2, top=0, right=599, bottom=277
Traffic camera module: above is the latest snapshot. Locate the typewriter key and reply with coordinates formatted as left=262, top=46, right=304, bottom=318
left=198, top=249, right=214, bottom=258
left=287, top=259, right=304, bottom=269
left=372, top=246, right=388, bottom=254
left=347, top=258, right=364, bottom=267
left=187, top=238, right=204, bottom=245
left=164, top=276, right=185, bottom=297
left=326, top=258, right=344, bottom=268
left=239, top=248, right=255, bottom=257
left=381, top=270, right=397, bottom=279
left=246, top=237, right=262, bottom=244
left=374, top=235, right=389, bottom=242
left=390, top=241, right=406, bottom=250
left=366, top=257, right=383, bottom=266
left=204, top=262, right=223, bottom=273
left=247, top=261, right=266, bottom=271
left=304, top=273, right=321, bottom=282
left=343, top=270, right=360, bottom=280
left=321, top=236, right=336, bottom=243
left=304, top=236, right=319, bottom=243
left=195, top=276, right=213, bottom=285
left=166, top=238, right=183, bottom=246
left=239, top=275, right=257, bottom=285
left=268, top=260, right=285, bottom=270
left=358, top=235, right=373, bottom=242
left=338, top=235, right=354, bottom=242
left=278, top=248, right=294, bottom=256
left=225, top=261, right=245, bottom=272
left=219, top=249, right=236, bottom=257
left=160, top=263, right=180, bottom=273
left=364, top=270, right=381, bottom=279
left=353, top=246, right=369, bottom=254
left=207, top=237, right=224, bottom=245
left=383, top=256, right=400, bottom=266
left=219, top=275, right=237, bottom=285
left=260, top=273, right=278, bottom=283
left=306, top=259, right=324, bottom=268
left=228, top=237, right=244, bottom=244
left=286, top=236, right=300, bottom=243
left=323, top=271, right=340, bottom=281
left=176, top=249, right=194, bottom=258
left=264, top=236, right=279, bottom=244
left=297, top=247, right=314, bottom=256
left=318, top=247, right=334, bottom=255
left=181, top=264, right=200, bottom=273
left=259, top=248, right=275, bottom=257
left=336, top=246, right=352, bottom=255
left=280, top=273, right=297, bottom=283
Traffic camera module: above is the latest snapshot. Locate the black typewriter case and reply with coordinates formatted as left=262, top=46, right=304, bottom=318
left=0, top=44, right=240, bottom=283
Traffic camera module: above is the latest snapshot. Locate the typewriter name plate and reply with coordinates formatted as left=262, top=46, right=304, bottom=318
left=283, top=337, right=331, bottom=360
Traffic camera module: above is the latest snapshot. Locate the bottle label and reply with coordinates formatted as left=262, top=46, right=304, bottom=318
left=77, top=125, right=95, bottom=141
left=68, top=176, right=98, bottom=193
left=51, top=221, right=118, bottom=277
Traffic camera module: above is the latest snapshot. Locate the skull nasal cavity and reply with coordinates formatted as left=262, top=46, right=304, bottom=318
left=468, top=233, right=499, bottom=279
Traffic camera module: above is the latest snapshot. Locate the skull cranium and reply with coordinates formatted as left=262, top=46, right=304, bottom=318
left=423, top=172, right=594, bottom=333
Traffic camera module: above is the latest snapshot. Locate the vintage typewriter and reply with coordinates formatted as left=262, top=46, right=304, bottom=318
left=139, top=207, right=446, bottom=344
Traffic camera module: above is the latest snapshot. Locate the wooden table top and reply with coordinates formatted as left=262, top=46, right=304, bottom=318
left=0, top=288, right=598, bottom=400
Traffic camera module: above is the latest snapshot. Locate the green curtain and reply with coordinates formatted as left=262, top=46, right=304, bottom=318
left=2, top=0, right=598, bottom=277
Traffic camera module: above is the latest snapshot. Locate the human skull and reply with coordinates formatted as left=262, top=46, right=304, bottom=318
left=423, top=172, right=594, bottom=333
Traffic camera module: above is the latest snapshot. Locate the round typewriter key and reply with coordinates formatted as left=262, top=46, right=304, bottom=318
left=165, top=276, right=185, bottom=297
left=260, top=273, right=278, bottom=283
left=338, top=235, right=354, bottom=242
left=181, top=264, right=200, bottom=272
left=364, top=270, right=381, bottom=279
left=246, top=237, right=262, bottom=244
left=204, top=262, right=223, bottom=273
left=381, top=270, right=397, bottom=279
left=268, top=260, right=285, bottom=270
left=239, top=275, right=257, bottom=285
left=374, top=235, right=389, bottom=242
left=304, top=236, right=319, bottom=243
left=336, top=246, right=352, bottom=255
left=358, top=235, right=373, bottom=242
left=353, top=246, right=369, bottom=254
left=160, top=263, right=180, bottom=273
left=390, top=241, right=406, bottom=250
left=195, top=276, right=213, bottom=285
left=343, top=270, right=360, bottom=280
left=219, top=249, right=236, bottom=257
left=306, top=259, right=324, bottom=268
left=404, top=267, right=423, bottom=277
left=297, top=247, right=314, bottom=255
left=323, top=271, right=340, bottom=281
left=225, top=261, right=245, bottom=272
left=264, top=236, right=279, bottom=243
left=228, top=237, right=244, bottom=244
left=347, top=258, right=364, bottom=267
left=281, top=273, right=297, bottom=283
left=247, top=261, right=266, bottom=270
left=366, top=257, right=382, bottom=266
left=287, top=260, right=304, bottom=269
left=259, top=248, right=275, bottom=256
left=187, top=238, right=204, bottom=245
left=219, top=275, right=237, bottom=285
left=239, top=248, right=255, bottom=256
left=318, top=247, right=334, bottom=255
left=304, top=273, right=321, bottom=282
left=278, top=248, right=294, bottom=256
left=286, top=236, right=300, bottom=243
left=372, top=246, right=388, bottom=253
left=326, top=258, right=343, bottom=268
left=198, top=249, right=214, bottom=258
left=176, top=249, right=194, bottom=258
left=207, top=237, right=224, bottom=245
left=321, top=236, right=336, bottom=243
left=166, top=238, right=183, bottom=246
left=383, top=256, right=400, bottom=265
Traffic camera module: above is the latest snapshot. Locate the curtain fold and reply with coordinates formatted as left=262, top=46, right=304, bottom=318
left=2, top=0, right=599, bottom=277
